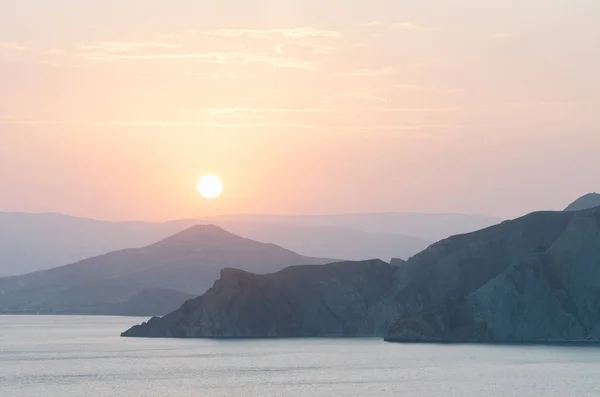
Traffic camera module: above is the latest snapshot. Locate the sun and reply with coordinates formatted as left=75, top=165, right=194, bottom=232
left=197, top=174, right=223, bottom=199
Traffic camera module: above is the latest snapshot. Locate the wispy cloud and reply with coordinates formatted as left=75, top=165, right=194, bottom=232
left=80, top=49, right=320, bottom=71
left=396, top=84, right=422, bottom=91
left=0, top=42, right=26, bottom=51
left=206, top=27, right=342, bottom=39
left=335, top=67, right=397, bottom=77
left=320, top=90, right=389, bottom=105
left=203, top=107, right=334, bottom=115
left=196, top=106, right=456, bottom=116
left=183, top=70, right=241, bottom=79
left=78, top=42, right=182, bottom=53
left=296, top=40, right=337, bottom=55
left=360, top=21, right=438, bottom=31
left=0, top=118, right=467, bottom=132
left=42, top=49, right=66, bottom=55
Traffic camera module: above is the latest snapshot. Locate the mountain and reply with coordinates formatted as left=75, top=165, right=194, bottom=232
left=123, top=208, right=600, bottom=342
left=0, top=212, right=200, bottom=276
left=564, top=193, right=600, bottom=212
left=385, top=208, right=600, bottom=343
left=0, top=225, right=330, bottom=316
left=122, top=259, right=398, bottom=338
left=212, top=221, right=430, bottom=264
left=0, top=211, right=498, bottom=277
left=213, top=212, right=501, bottom=242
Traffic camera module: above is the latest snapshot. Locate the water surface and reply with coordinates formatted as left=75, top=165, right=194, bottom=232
left=1, top=316, right=599, bottom=396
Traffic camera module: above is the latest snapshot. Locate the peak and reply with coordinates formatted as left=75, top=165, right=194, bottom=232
left=186, top=224, right=229, bottom=233
left=565, top=193, right=600, bottom=212
left=153, top=224, right=244, bottom=248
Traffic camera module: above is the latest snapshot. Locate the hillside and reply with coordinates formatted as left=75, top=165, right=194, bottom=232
left=122, top=208, right=600, bottom=342
left=0, top=212, right=442, bottom=276
left=564, top=193, right=600, bottom=212
left=122, top=260, right=398, bottom=338
left=386, top=208, right=600, bottom=342
left=0, top=225, right=329, bottom=316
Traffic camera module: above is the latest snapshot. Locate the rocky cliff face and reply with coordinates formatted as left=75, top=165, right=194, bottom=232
left=122, top=260, right=398, bottom=338
left=378, top=211, right=575, bottom=327
left=386, top=209, right=600, bottom=342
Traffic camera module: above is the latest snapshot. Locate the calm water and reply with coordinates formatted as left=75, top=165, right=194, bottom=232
left=1, top=316, right=600, bottom=396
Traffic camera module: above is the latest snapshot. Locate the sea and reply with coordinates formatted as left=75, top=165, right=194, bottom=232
left=1, top=315, right=599, bottom=397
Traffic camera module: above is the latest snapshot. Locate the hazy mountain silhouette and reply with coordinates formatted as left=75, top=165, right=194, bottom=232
left=0, top=225, right=330, bottom=316
left=123, top=206, right=600, bottom=342
left=564, top=193, right=600, bottom=211
left=213, top=212, right=501, bottom=242
left=211, top=221, right=430, bottom=265
left=0, top=211, right=499, bottom=277
left=0, top=212, right=200, bottom=276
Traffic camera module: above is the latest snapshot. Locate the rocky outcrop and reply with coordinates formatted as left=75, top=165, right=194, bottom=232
left=122, top=260, right=398, bottom=338
left=565, top=193, right=600, bottom=212
left=390, top=258, right=407, bottom=267
left=386, top=208, right=600, bottom=342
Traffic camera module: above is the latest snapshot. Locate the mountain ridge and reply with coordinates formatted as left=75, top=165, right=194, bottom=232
left=122, top=206, right=600, bottom=342
left=0, top=211, right=468, bottom=276
left=0, top=225, right=330, bottom=316
left=564, top=193, right=600, bottom=212
left=385, top=208, right=600, bottom=342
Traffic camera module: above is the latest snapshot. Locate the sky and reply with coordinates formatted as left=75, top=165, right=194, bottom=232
left=1, top=0, right=599, bottom=221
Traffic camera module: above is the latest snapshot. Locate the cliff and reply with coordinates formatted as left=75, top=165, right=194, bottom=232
left=386, top=209, right=600, bottom=342
left=122, top=260, right=397, bottom=338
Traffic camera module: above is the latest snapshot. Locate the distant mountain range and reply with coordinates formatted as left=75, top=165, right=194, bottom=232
left=0, top=225, right=329, bottom=316
left=0, top=212, right=200, bottom=277
left=0, top=211, right=501, bottom=277
left=214, top=212, right=501, bottom=242
left=123, top=194, right=600, bottom=343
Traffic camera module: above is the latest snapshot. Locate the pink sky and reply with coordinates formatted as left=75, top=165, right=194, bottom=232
left=1, top=0, right=599, bottom=221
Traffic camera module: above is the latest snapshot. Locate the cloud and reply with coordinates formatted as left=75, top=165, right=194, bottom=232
left=370, top=107, right=457, bottom=112
left=197, top=106, right=456, bottom=116
left=206, top=27, right=342, bottom=39
left=296, top=40, right=337, bottom=55
left=335, top=67, right=397, bottom=77
left=0, top=42, right=26, bottom=51
left=396, top=84, right=422, bottom=91
left=78, top=42, right=182, bottom=53
left=319, top=90, right=389, bottom=105
left=492, top=33, right=511, bottom=40
left=180, top=109, right=270, bottom=120
left=183, top=70, right=240, bottom=79
left=360, top=21, right=438, bottom=31
left=203, top=107, right=334, bottom=115
left=0, top=118, right=466, bottom=132
left=80, top=49, right=320, bottom=71
left=42, top=49, right=66, bottom=55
